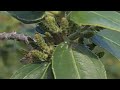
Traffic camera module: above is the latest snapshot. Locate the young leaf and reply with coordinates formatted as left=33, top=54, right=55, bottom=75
left=7, top=11, right=45, bottom=24
left=92, top=29, right=120, bottom=60
left=69, top=11, right=120, bottom=32
left=11, top=62, right=53, bottom=79
left=52, top=43, right=107, bottom=79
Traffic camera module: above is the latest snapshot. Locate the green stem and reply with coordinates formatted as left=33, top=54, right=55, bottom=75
left=68, top=30, right=83, bottom=40
left=68, top=25, right=91, bottom=40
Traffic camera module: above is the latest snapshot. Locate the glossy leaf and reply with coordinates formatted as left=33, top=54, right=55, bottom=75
left=42, top=64, right=54, bottom=79
left=92, top=29, right=120, bottom=60
left=69, top=11, right=120, bottom=32
left=7, top=11, right=45, bottom=24
left=11, top=62, right=53, bottom=79
left=52, top=43, right=106, bottom=79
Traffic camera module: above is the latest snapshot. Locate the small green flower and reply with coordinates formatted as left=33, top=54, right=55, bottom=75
left=31, top=50, right=48, bottom=61
left=44, top=15, right=60, bottom=33
left=34, top=33, right=50, bottom=54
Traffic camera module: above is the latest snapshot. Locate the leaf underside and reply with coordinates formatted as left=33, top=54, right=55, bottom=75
left=7, top=11, right=45, bottom=24
left=92, top=29, right=120, bottom=60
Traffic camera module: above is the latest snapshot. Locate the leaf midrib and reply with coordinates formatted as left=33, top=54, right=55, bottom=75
left=10, top=64, right=35, bottom=78
left=73, top=47, right=103, bottom=79
left=23, top=65, right=42, bottom=79
left=70, top=49, right=81, bottom=79
left=86, top=48, right=106, bottom=78
left=41, top=63, right=51, bottom=79
left=90, top=11, right=120, bottom=26
left=94, top=11, right=120, bottom=24
left=52, top=45, right=65, bottom=79
left=96, top=33, right=120, bottom=48
left=70, top=11, right=120, bottom=31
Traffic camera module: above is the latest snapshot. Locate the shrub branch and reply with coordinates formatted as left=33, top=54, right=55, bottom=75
left=0, top=32, right=35, bottom=44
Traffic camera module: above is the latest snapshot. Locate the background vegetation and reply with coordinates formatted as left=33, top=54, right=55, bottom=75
left=0, top=11, right=36, bottom=78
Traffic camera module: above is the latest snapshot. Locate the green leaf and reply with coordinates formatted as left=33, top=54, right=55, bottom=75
left=69, top=11, right=120, bottom=32
left=11, top=62, right=53, bottom=79
left=92, top=29, right=120, bottom=60
left=52, top=43, right=107, bottom=79
left=42, top=64, right=54, bottom=79
left=7, top=11, right=45, bottom=24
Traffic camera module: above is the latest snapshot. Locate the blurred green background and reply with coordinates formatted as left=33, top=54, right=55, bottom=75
left=0, top=11, right=36, bottom=79
left=0, top=11, right=120, bottom=79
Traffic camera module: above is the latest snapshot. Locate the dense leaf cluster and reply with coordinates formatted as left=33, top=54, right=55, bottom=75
left=2, top=11, right=120, bottom=79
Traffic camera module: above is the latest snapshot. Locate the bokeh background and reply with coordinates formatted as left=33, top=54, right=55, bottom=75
left=0, top=11, right=120, bottom=79
left=0, top=11, right=36, bottom=79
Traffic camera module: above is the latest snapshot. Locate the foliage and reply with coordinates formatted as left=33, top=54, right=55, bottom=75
left=1, top=11, right=120, bottom=79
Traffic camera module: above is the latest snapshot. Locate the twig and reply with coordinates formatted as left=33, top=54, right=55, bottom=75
left=68, top=25, right=90, bottom=40
left=0, top=32, right=35, bottom=44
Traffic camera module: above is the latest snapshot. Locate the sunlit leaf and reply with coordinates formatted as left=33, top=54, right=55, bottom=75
left=52, top=43, right=106, bottom=79
left=69, top=11, right=120, bottom=32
